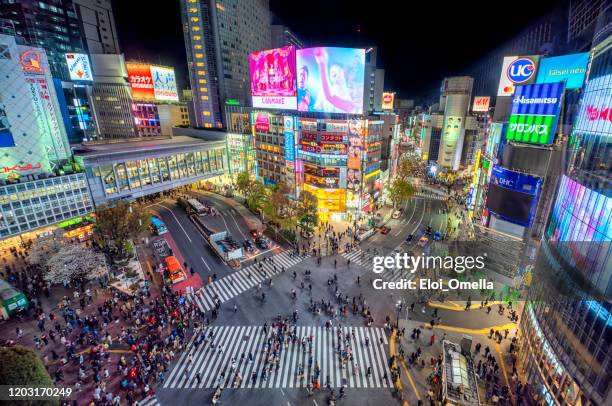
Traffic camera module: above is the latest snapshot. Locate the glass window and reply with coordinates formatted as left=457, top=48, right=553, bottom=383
left=148, top=158, right=160, bottom=184
left=158, top=157, right=170, bottom=181
left=167, top=155, right=179, bottom=179
left=126, top=161, right=141, bottom=189
left=137, top=159, right=150, bottom=186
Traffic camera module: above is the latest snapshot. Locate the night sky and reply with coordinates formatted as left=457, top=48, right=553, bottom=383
left=112, top=0, right=563, bottom=102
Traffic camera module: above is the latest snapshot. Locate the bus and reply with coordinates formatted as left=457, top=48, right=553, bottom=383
left=0, top=279, right=28, bottom=320
left=151, top=216, right=168, bottom=235
left=187, top=198, right=207, bottom=215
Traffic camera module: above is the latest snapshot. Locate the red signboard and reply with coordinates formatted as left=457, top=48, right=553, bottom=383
left=126, top=63, right=155, bottom=100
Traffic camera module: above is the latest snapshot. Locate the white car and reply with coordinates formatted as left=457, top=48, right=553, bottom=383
left=392, top=210, right=402, bottom=219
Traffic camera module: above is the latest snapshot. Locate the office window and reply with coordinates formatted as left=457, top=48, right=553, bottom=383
left=192, top=26, right=200, bottom=31
left=196, top=62, right=204, bottom=67
left=194, top=44, right=202, bottom=50
left=195, top=53, right=203, bottom=59
left=190, top=17, right=199, bottom=22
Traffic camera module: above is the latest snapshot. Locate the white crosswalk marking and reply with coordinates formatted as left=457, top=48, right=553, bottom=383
left=414, top=192, right=446, bottom=201
left=341, top=249, right=415, bottom=283
left=136, top=396, right=160, bottom=406
left=164, top=326, right=392, bottom=389
left=187, top=250, right=308, bottom=312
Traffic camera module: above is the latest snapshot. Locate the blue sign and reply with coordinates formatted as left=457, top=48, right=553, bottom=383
left=536, top=53, right=589, bottom=90
left=507, top=57, right=537, bottom=84
left=283, top=116, right=295, bottom=163
left=491, top=166, right=541, bottom=195
left=0, top=105, right=15, bottom=147
left=511, top=82, right=564, bottom=116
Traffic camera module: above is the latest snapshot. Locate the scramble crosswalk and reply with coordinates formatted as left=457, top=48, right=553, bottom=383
left=341, top=249, right=415, bottom=283
left=414, top=192, right=446, bottom=201
left=188, top=250, right=308, bottom=312
left=163, top=325, right=392, bottom=389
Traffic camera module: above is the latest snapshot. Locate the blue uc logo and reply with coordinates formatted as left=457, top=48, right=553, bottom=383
left=507, top=57, right=536, bottom=84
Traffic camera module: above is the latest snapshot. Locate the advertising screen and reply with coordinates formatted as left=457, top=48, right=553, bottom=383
left=486, top=123, right=503, bottom=158
left=546, top=175, right=611, bottom=278
left=536, top=53, right=589, bottom=89
left=150, top=66, right=179, bottom=101
left=472, top=96, right=490, bottom=112
left=65, top=53, right=93, bottom=81
left=382, top=92, right=395, bottom=110
left=0, top=104, right=15, bottom=147
left=347, top=168, right=361, bottom=191
left=347, top=119, right=363, bottom=169
left=506, top=82, right=564, bottom=144
left=573, top=75, right=612, bottom=135
left=497, top=55, right=540, bottom=96
left=249, top=46, right=297, bottom=110
left=486, top=166, right=541, bottom=226
left=297, top=47, right=365, bottom=114
left=254, top=113, right=270, bottom=132
left=127, top=63, right=155, bottom=100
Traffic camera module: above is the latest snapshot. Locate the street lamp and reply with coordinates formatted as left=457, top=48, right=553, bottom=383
left=396, top=299, right=404, bottom=329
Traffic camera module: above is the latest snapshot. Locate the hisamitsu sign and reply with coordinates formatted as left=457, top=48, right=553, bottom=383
left=506, top=82, right=564, bottom=145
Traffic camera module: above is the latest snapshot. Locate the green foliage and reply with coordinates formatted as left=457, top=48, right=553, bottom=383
left=234, top=171, right=253, bottom=199
left=296, top=190, right=318, bottom=231
left=94, top=202, right=149, bottom=260
left=0, top=346, right=57, bottom=406
left=388, top=178, right=416, bottom=207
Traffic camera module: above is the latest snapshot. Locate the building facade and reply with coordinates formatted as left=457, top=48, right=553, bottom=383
left=0, top=0, right=87, bottom=81
left=157, top=104, right=190, bottom=136
left=180, top=0, right=271, bottom=128
left=72, top=0, right=120, bottom=54
left=271, top=24, right=303, bottom=49
left=88, top=53, right=136, bottom=139
left=518, top=18, right=612, bottom=406
left=75, top=136, right=227, bottom=207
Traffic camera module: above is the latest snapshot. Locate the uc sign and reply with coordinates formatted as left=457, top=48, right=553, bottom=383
left=507, top=58, right=536, bottom=84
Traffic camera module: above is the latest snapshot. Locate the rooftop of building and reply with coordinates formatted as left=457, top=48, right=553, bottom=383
left=73, top=135, right=225, bottom=159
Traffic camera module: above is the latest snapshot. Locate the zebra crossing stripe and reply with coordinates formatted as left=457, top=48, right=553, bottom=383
left=187, top=250, right=308, bottom=313
left=136, top=396, right=160, bottom=406
left=165, top=326, right=392, bottom=389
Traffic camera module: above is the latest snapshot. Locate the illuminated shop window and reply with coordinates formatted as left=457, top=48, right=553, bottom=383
left=204, top=111, right=211, bottom=116
left=190, top=17, right=199, bottom=22
left=195, top=53, right=203, bottom=59
left=192, top=26, right=200, bottom=32
left=198, top=79, right=207, bottom=84
left=197, top=70, right=205, bottom=75
left=193, top=35, right=201, bottom=40
left=194, top=44, right=203, bottom=50
left=189, top=7, right=197, bottom=13
left=196, top=62, right=204, bottom=67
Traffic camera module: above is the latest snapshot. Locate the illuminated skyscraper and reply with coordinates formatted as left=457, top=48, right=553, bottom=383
left=179, top=0, right=271, bottom=128
left=519, top=7, right=612, bottom=405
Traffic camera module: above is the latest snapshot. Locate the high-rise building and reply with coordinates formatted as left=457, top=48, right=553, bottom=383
left=88, top=53, right=136, bottom=139
left=518, top=10, right=612, bottom=405
left=0, top=0, right=87, bottom=81
left=180, top=0, right=272, bottom=128
left=271, top=24, right=303, bottom=49
left=568, top=0, right=608, bottom=51
left=72, top=0, right=120, bottom=54
left=363, top=47, right=384, bottom=113
left=436, top=76, right=474, bottom=171
left=0, top=34, right=93, bottom=242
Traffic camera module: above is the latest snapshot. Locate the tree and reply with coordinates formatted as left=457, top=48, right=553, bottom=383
left=234, top=171, right=253, bottom=201
left=29, top=238, right=108, bottom=285
left=269, top=181, right=292, bottom=219
left=94, top=201, right=149, bottom=260
left=246, top=181, right=269, bottom=213
left=397, top=157, right=419, bottom=180
left=296, top=190, right=318, bottom=232
left=388, top=178, right=416, bottom=208
left=0, top=346, right=57, bottom=406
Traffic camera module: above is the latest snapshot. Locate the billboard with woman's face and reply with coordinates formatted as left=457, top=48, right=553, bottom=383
left=296, top=47, right=365, bottom=114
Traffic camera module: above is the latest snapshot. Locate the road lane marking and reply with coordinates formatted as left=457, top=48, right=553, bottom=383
left=228, top=211, right=248, bottom=240
left=154, top=203, right=192, bottom=243
left=200, top=256, right=212, bottom=272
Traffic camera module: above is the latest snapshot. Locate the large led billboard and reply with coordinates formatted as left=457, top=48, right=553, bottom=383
left=506, top=82, right=564, bottom=144
left=249, top=46, right=297, bottom=110
left=486, top=166, right=541, bottom=226
left=347, top=119, right=363, bottom=169
left=546, top=175, right=611, bottom=278
left=536, top=52, right=589, bottom=89
left=497, top=55, right=540, bottom=97
left=64, top=53, right=93, bottom=81
left=127, top=63, right=179, bottom=102
left=297, top=47, right=365, bottom=114
left=573, top=75, right=612, bottom=135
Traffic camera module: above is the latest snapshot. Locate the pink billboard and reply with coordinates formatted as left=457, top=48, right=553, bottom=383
left=249, top=46, right=297, bottom=110
left=254, top=113, right=270, bottom=132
